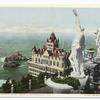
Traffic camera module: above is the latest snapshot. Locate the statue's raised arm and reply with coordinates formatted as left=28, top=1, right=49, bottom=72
left=73, top=9, right=78, bottom=16
left=73, top=9, right=84, bottom=33
left=73, top=9, right=81, bottom=32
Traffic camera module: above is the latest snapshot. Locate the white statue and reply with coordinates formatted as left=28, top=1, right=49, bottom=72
left=94, top=30, right=100, bottom=58
left=69, top=9, right=85, bottom=77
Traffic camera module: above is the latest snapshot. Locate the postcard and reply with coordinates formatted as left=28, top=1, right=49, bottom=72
left=0, top=4, right=100, bottom=98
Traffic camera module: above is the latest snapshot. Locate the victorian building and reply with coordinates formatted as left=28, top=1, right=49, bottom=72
left=28, top=32, right=70, bottom=77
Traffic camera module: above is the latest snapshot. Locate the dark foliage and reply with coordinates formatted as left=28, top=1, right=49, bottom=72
left=52, top=77, right=80, bottom=90
left=1, top=74, right=45, bottom=93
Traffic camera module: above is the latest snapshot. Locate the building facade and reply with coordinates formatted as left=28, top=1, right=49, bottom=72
left=28, top=32, right=70, bottom=77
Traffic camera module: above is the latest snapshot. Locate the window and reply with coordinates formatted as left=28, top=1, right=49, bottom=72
left=38, top=58, right=40, bottom=63
left=41, top=59, right=43, bottom=64
left=50, top=61, right=52, bottom=65
left=53, top=61, right=55, bottom=66
left=57, top=62, right=59, bottom=66
left=35, top=58, right=37, bottom=63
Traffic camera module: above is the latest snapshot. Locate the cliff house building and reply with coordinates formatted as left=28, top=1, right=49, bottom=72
left=28, top=32, right=70, bottom=77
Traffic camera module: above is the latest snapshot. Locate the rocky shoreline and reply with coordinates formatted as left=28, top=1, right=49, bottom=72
left=3, top=52, right=28, bottom=68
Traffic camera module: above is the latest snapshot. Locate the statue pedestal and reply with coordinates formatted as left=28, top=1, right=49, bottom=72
left=70, top=73, right=88, bottom=87
left=45, top=78, right=73, bottom=93
left=78, top=76, right=88, bottom=87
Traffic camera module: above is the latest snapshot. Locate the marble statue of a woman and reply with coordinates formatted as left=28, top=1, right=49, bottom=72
left=94, top=30, right=100, bottom=59
left=69, top=10, right=85, bottom=77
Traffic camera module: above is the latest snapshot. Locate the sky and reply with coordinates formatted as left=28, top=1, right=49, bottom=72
left=0, top=7, right=100, bottom=34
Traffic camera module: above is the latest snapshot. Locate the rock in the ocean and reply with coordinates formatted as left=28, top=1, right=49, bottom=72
left=3, top=52, right=27, bottom=68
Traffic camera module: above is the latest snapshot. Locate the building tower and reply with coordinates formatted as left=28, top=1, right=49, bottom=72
left=46, top=32, right=59, bottom=53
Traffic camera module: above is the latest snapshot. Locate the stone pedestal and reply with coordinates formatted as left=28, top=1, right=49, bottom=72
left=78, top=76, right=88, bottom=87
left=70, top=74, right=88, bottom=87
left=45, top=78, right=73, bottom=93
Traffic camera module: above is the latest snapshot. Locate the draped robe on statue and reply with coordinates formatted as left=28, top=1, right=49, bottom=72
left=69, top=10, right=85, bottom=77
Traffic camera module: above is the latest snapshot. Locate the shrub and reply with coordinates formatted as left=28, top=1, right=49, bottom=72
left=52, top=77, right=80, bottom=90
left=1, top=78, right=11, bottom=93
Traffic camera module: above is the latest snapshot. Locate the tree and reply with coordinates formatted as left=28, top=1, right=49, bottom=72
left=93, top=64, right=100, bottom=82
left=63, top=67, right=73, bottom=78
left=38, top=72, right=45, bottom=83
left=84, top=76, right=94, bottom=93
left=1, top=78, right=11, bottom=93
left=65, top=77, right=80, bottom=90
